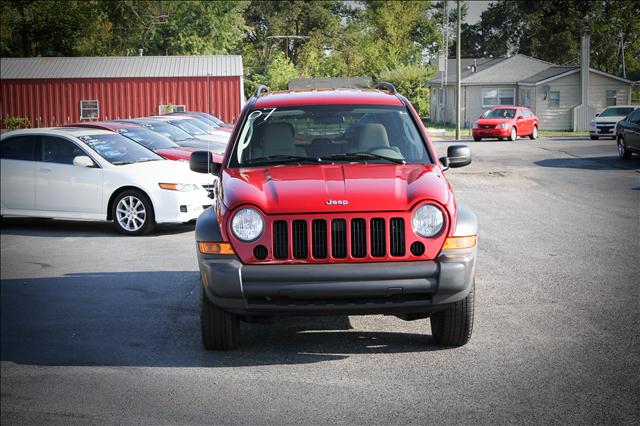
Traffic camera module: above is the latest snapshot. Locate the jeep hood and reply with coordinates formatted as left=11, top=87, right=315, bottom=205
left=222, top=164, right=451, bottom=214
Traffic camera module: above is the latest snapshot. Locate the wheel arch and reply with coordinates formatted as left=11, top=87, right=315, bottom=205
left=106, top=186, right=155, bottom=221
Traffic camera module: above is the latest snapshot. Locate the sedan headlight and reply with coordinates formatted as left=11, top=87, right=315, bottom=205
left=412, top=204, right=444, bottom=237
left=472, top=121, right=479, bottom=129
left=159, top=183, right=199, bottom=191
left=590, top=120, right=596, bottom=126
left=497, top=123, right=509, bottom=129
left=231, top=207, right=264, bottom=241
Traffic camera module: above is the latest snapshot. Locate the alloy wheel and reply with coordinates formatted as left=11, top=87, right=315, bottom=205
left=116, top=195, right=147, bottom=232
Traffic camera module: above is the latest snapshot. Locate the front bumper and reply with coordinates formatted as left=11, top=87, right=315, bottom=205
left=589, top=124, right=616, bottom=137
left=198, top=250, right=476, bottom=316
left=472, top=128, right=511, bottom=138
left=153, top=189, right=213, bottom=223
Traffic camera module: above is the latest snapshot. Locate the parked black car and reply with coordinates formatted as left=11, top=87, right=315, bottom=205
left=615, top=108, right=640, bottom=160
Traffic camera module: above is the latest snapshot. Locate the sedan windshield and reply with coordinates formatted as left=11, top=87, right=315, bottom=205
left=78, top=133, right=163, bottom=165
left=170, top=120, right=207, bottom=136
left=483, top=109, right=516, bottom=119
left=229, top=105, right=430, bottom=167
left=138, top=121, right=193, bottom=142
left=600, top=107, right=635, bottom=117
left=117, top=127, right=178, bottom=150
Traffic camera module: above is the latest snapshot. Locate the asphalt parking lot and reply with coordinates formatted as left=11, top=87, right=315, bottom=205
left=1, top=137, right=638, bottom=424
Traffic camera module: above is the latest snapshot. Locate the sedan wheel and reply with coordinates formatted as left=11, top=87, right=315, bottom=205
left=618, top=136, right=632, bottom=160
left=509, top=127, right=517, bottom=141
left=529, top=125, right=538, bottom=140
left=112, top=190, right=155, bottom=235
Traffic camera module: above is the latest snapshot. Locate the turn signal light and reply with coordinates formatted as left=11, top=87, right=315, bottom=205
left=442, top=235, right=477, bottom=250
left=198, top=242, right=235, bottom=255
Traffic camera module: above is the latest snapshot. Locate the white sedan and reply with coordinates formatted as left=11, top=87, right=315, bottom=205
left=0, top=127, right=215, bottom=235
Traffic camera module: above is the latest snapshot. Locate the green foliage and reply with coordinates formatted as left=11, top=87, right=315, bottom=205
left=265, top=52, right=299, bottom=91
left=379, top=65, right=435, bottom=117
left=4, top=116, right=31, bottom=130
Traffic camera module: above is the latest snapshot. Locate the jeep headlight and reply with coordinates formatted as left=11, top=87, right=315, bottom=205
left=231, top=207, right=264, bottom=241
left=412, top=204, right=444, bottom=237
left=497, top=123, right=509, bottom=129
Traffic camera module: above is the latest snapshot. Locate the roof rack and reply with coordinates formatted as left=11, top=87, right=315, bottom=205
left=254, top=84, right=270, bottom=98
left=373, top=82, right=397, bottom=94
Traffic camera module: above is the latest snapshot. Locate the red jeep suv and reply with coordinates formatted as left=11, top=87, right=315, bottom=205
left=189, top=83, right=478, bottom=350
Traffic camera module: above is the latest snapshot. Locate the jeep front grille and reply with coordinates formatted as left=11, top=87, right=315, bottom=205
left=272, top=217, right=406, bottom=261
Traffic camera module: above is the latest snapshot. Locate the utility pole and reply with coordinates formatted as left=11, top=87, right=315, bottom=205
left=619, top=32, right=627, bottom=79
left=455, top=0, right=461, bottom=140
left=443, top=0, right=448, bottom=127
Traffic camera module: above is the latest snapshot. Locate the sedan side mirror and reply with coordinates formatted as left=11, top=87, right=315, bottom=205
left=440, top=145, right=471, bottom=170
left=516, top=115, right=524, bottom=120
left=190, top=151, right=221, bottom=175
left=595, top=113, right=600, bottom=117
left=73, top=155, right=95, bottom=168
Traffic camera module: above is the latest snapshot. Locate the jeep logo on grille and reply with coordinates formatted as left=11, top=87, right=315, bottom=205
left=326, top=200, right=349, bottom=205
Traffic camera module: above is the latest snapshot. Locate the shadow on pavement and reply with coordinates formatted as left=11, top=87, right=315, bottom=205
left=1, top=271, right=439, bottom=368
left=0, top=218, right=195, bottom=238
left=534, top=156, right=640, bottom=171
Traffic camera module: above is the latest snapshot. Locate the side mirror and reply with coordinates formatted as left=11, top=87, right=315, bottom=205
left=446, top=144, right=472, bottom=168
left=595, top=113, right=600, bottom=117
left=73, top=155, right=95, bottom=168
left=190, top=150, right=221, bottom=175
left=516, top=115, right=524, bottom=120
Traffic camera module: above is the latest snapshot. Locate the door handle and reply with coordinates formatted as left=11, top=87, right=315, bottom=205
left=39, top=168, right=52, bottom=173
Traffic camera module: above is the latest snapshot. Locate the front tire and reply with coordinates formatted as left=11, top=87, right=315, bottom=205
left=509, top=127, right=517, bottom=141
left=201, top=285, right=239, bottom=350
left=529, top=125, right=538, bottom=140
left=473, top=137, right=481, bottom=141
left=618, top=136, right=632, bottom=160
left=112, top=189, right=155, bottom=235
left=431, top=281, right=474, bottom=347
left=590, top=135, right=599, bottom=140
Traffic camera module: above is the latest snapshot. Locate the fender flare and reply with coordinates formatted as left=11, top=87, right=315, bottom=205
left=453, top=202, right=478, bottom=236
left=195, top=208, right=225, bottom=242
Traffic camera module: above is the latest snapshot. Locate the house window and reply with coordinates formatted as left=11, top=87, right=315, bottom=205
left=548, top=91, right=560, bottom=108
left=80, top=100, right=99, bottom=119
left=438, top=89, right=444, bottom=105
left=606, top=90, right=617, bottom=106
left=482, top=88, right=515, bottom=107
left=158, top=104, right=186, bottom=115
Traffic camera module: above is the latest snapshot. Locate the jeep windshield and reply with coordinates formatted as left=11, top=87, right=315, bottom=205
left=229, top=105, right=431, bottom=167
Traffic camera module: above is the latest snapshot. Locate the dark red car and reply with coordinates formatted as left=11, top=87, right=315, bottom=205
left=472, top=106, right=539, bottom=141
left=68, top=122, right=196, bottom=161
left=188, top=83, right=478, bottom=350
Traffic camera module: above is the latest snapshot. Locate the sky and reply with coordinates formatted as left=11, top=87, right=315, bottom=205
left=465, top=0, right=491, bottom=24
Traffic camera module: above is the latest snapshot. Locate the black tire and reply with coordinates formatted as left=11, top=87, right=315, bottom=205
left=473, top=137, right=481, bottom=142
left=529, top=125, right=538, bottom=140
left=431, top=281, right=474, bottom=347
left=201, top=285, right=239, bottom=350
left=497, top=137, right=503, bottom=141
left=618, top=136, right=632, bottom=160
left=590, top=135, right=599, bottom=140
left=508, top=127, right=517, bottom=141
left=111, top=189, right=155, bottom=235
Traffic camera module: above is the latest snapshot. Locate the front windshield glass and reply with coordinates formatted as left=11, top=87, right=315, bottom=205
left=229, top=105, right=430, bottom=167
left=171, top=120, right=207, bottom=135
left=78, top=133, right=163, bottom=165
left=483, top=108, right=516, bottom=119
left=118, top=127, right=178, bottom=150
left=141, top=121, right=193, bottom=141
left=185, top=117, right=216, bottom=133
left=600, top=107, right=635, bottom=117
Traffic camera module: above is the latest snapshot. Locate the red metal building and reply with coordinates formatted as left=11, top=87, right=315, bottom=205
left=0, top=55, right=244, bottom=128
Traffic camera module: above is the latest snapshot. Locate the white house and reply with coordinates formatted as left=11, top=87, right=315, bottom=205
left=428, top=37, right=635, bottom=131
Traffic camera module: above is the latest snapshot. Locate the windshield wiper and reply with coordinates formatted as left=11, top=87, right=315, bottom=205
left=135, top=158, right=160, bottom=163
left=322, top=152, right=406, bottom=164
left=248, top=155, right=326, bottom=165
left=111, top=161, right=133, bottom=165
